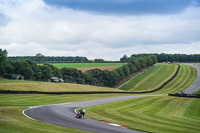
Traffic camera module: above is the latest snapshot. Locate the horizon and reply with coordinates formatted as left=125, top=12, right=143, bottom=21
left=7, top=52, right=199, bottom=61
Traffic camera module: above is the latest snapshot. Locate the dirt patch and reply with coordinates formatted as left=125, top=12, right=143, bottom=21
left=78, top=66, right=121, bottom=72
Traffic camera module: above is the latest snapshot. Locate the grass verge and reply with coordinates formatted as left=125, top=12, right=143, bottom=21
left=84, top=96, right=200, bottom=133
left=0, top=77, right=122, bottom=92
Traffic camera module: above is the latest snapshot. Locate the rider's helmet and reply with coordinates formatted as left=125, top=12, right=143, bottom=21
left=82, top=109, right=85, bottom=113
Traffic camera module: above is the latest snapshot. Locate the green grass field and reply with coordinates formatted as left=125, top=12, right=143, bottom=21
left=155, top=63, right=197, bottom=94
left=0, top=77, right=123, bottom=92
left=120, top=63, right=198, bottom=94
left=0, top=93, right=133, bottom=133
left=120, top=63, right=178, bottom=92
left=84, top=96, right=200, bottom=133
left=40, top=63, right=126, bottom=69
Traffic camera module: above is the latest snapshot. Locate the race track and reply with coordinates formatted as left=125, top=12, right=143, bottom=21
left=23, top=95, right=163, bottom=133
left=184, top=64, right=200, bottom=94
left=23, top=64, right=200, bottom=132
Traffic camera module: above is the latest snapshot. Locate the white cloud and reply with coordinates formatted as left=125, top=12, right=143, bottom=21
left=0, top=0, right=200, bottom=60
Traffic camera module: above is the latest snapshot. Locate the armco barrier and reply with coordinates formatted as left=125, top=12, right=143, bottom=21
left=0, top=90, right=155, bottom=94
left=169, top=93, right=200, bottom=98
left=0, top=64, right=180, bottom=95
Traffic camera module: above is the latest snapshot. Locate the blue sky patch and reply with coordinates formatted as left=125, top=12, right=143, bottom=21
left=43, top=0, right=199, bottom=15
left=0, top=13, right=10, bottom=26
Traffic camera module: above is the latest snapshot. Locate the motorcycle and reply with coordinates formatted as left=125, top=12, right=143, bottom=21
left=75, top=112, right=83, bottom=118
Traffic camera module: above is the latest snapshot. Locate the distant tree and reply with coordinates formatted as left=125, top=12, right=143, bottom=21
left=39, top=65, right=53, bottom=81
left=35, top=53, right=44, bottom=62
left=139, top=57, right=147, bottom=68
left=61, top=67, right=84, bottom=84
left=145, top=56, right=153, bottom=66
left=127, top=63, right=137, bottom=73
left=85, top=69, right=104, bottom=86
left=112, top=70, right=121, bottom=84
left=115, top=67, right=125, bottom=79
left=0, top=49, right=9, bottom=75
left=94, top=59, right=104, bottom=63
left=12, top=60, right=34, bottom=79
left=132, top=58, right=141, bottom=70
left=26, top=60, right=41, bottom=80
left=44, top=64, right=62, bottom=78
left=122, top=64, right=130, bottom=76
left=120, top=55, right=129, bottom=62
left=149, top=55, right=158, bottom=64
left=5, top=60, right=14, bottom=74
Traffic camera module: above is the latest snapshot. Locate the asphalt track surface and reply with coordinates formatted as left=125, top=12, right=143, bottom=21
left=184, top=64, right=200, bottom=94
left=23, top=95, right=163, bottom=133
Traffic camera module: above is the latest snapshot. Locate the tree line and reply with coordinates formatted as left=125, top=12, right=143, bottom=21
left=120, top=53, right=200, bottom=63
left=0, top=49, right=157, bottom=87
left=8, top=54, right=118, bottom=63
left=8, top=53, right=89, bottom=62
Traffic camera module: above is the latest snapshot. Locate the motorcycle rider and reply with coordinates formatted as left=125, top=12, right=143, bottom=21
left=78, top=109, right=85, bottom=117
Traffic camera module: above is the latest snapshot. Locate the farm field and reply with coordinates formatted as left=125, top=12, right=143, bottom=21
left=0, top=77, right=123, bottom=92
left=40, top=62, right=126, bottom=69
left=84, top=96, right=200, bottom=133
left=120, top=63, right=178, bottom=92
left=0, top=93, right=132, bottom=133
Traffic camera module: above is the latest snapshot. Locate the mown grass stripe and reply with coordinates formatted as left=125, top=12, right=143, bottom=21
left=85, top=96, right=200, bottom=133
left=121, top=63, right=179, bottom=93
left=157, top=64, right=197, bottom=94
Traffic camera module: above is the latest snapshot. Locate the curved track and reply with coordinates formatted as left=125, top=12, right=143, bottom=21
left=23, top=95, right=163, bottom=133
left=23, top=64, right=200, bottom=132
left=184, top=64, right=200, bottom=94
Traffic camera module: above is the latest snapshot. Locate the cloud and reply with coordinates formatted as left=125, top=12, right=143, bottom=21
left=0, top=0, right=200, bottom=60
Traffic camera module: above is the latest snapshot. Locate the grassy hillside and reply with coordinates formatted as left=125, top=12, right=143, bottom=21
left=155, top=63, right=197, bottom=94
left=0, top=93, right=132, bottom=133
left=120, top=63, right=198, bottom=94
left=40, top=63, right=126, bottom=69
left=84, top=96, right=200, bottom=133
left=0, top=77, right=123, bottom=92
left=120, top=63, right=178, bottom=92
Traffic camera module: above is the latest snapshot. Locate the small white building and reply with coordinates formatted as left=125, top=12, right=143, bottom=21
left=51, top=77, right=64, bottom=83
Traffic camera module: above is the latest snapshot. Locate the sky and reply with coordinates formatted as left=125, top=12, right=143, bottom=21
left=0, top=0, right=200, bottom=61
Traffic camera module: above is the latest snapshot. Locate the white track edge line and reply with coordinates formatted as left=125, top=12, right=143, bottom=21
left=22, top=103, right=71, bottom=121
left=22, top=109, right=37, bottom=121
